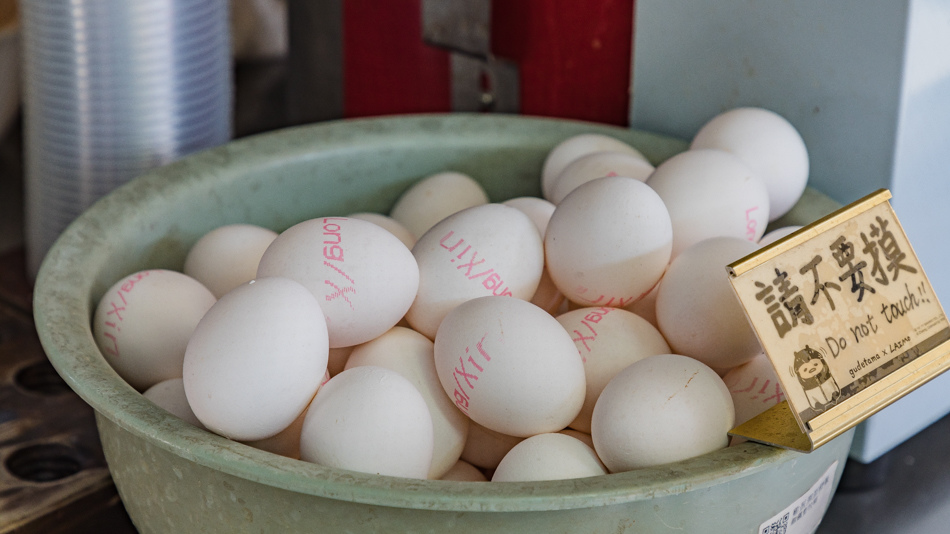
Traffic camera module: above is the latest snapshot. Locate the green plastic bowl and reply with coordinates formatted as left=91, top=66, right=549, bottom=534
left=34, top=114, right=851, bottom=533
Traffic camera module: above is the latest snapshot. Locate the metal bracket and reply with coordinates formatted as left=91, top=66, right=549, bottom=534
left=422, top=0, right=520, bottom=113
left=450, top=54, right=519, bottom=113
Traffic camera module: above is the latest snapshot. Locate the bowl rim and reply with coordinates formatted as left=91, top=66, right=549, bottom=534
left=33, top=112, right=819, bottom=512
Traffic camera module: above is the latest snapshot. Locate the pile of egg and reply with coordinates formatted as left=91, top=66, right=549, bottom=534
left=92, top=107, right=808, bottom=482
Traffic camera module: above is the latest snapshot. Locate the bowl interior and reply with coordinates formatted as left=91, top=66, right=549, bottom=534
left=34, top=113, right=833, bottom=512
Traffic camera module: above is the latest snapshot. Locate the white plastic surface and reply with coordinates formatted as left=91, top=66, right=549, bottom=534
left=630, top=0, right=950, bottom=463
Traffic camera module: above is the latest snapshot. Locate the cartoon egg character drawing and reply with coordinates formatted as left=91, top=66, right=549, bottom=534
left=791, top=345, right=840, bottom=412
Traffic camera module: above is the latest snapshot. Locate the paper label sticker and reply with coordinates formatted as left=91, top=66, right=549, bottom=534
left=759, top=461, right=838, bottom=534
left=730, top=198, right=950, bottom=425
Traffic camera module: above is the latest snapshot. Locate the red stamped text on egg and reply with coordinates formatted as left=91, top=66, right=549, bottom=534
left=569, top=307, right=613, bottom=363
left=572, top=287, right=636, bottom=308
left=439, top=231, right=513, bottom=297
left=322, top=218, right=356, bottom=309
left=99, top=270, right=152, bottom=357
left=725, top=374, right=785, bottom=406
left=746, top=206, right=760, bottom=242
left=451, top=333, right=492, bottom=413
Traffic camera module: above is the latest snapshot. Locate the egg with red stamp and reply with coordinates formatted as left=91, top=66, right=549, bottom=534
left=556, top=306, right=671, bottom=433
left=92, top=269, right=216, bottom=391
left=257, top=216, right=419, bottom=348
left=407, top=203, right=544, bottom=339
left=723, top=352, right=786, bottom=445
left=433, top=296, right=585, bottom=438
left=647, top=148, right=770, bottom=259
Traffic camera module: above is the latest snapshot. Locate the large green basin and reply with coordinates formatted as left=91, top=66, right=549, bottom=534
left=33, top=114, right=851, bottom=533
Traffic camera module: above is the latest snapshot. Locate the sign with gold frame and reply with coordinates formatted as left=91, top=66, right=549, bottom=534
left=727, top=189, right=950, bottom=452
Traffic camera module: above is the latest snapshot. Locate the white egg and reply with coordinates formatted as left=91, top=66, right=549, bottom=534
left=647, top=148, right=770, bottom=259
left=241, top=404, right=310, bottom=459
left=497, top=197, right=567, bottom=315
left=655, top=237, right=762, bottom=370
left=500, top=196, right=556, bottom=236
left=142, top=378, right=205, bottom=429
left=346, top=212, right=417, bottom=250
left=433, top=296, right=585, bottom=438
left=439, top=460, right=488, bottom=482
left=530, top=269, right=566, bottom=316
left=541, top=133, right=648, bottom=201
left=549, top=151, right=654, bottom=205
left=491, top=433, right=607, bottom=482
left=299, top=366, right=434, bottom=479
left=241, top=370, right=329, bottom=459
left=459, top=421, right=524, bottom=470
left=389, top=171, right=490, bottom=239
left=759, top=225, right=803, bottom=247
left=406, top=204, right=544, bottom=339
left=591, top=354, right=735, bottom=472
left=691, top=107, right=809, bottom=221
left=183, top=277, right=329, bottom=441
left=722, top=352, right=785, bottom=445
left=183, top=224, right=278, bottom=298
left=622, top=281, right=661, bottom=329
left=556, top=307, right=671, bottom=433
left=92, top=269, right=216, bottom=391
left=559, top=428, right=596, bottom=450
left=257, top=216, right=419, bottom=348
left=545, top=176, right=672, bottom=308
left=344, top=326, right=470, bottom=479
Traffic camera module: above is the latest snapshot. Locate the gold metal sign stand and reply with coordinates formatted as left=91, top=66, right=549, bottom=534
left=727, top=189, right=950, bottom=452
